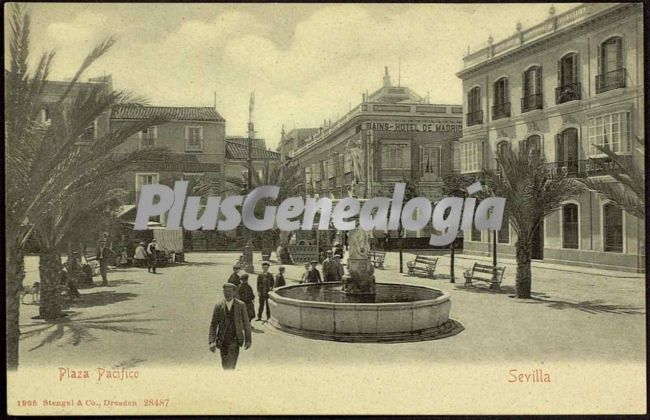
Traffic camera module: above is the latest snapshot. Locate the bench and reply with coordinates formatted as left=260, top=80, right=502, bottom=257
left=463, top=262, right=505, bottom=289
left=406, top=255, right=439, bottom=279
left=368, top=251, right=386, bottom=269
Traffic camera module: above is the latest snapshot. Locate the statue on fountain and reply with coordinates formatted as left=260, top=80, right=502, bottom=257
left=342, top=225, right=376, bottom=295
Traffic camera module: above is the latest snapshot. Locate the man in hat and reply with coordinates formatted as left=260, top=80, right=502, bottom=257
left=209, top=283, right=252, bottom=370
left=227, top=265, right=241, bottom=287
left=146, top=239, right=158, bottom=274
left=322, top=250, right=338, bottom=282
left=333, top=242, right=344, bottom=260
left=333, top=254, right=345, bottom=282
left=275, top=266, right=286, bottom=288
left=134, top=242, right=147, bottom=268
left=306, top=260, right=322, bottom=284
left=256, top=262, right=274, bottom=321
left=237, top=273, right=256, bottom=321
left=96, top=239, right=113, bottom=286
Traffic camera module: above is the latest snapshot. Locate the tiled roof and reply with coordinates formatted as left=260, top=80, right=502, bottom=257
left=226, top=136, right=267, bottom=149
left=226, top=141, right=280, bottom=161
left=110, top=105, right=225, bottom=122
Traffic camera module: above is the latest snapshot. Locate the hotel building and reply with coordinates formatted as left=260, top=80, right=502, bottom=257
left=456, top=3, right=644, bottom=272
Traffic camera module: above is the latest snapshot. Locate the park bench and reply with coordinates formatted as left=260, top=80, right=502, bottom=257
left=368, top=251, right=386, bottom=269
left=406, top=254, right=439, bottom=279
left=463, top=262, right=506, bottom=289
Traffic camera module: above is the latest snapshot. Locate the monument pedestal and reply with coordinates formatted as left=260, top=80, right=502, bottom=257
left=342, top=258, right=375, bottom=295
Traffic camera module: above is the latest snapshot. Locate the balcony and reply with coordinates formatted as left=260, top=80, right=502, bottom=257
left=546, top=156, right=632, bottom=178
left=491, top=102, right=511, bottom=121
left=521, top=93, right=543, bottom=113
left=555, top=82, right=582, bottom=104
left=466, top=110, right=483, bottom=126
left=596, top=68, right=626, bottom=94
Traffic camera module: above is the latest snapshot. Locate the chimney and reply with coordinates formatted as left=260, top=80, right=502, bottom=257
left=383, top=66, right=391, bottom=87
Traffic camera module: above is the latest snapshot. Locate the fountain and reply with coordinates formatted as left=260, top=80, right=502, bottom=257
left=268, top=225, right=460, bottom=342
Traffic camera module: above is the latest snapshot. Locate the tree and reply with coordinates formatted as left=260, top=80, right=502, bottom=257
left=578, top=137, right=645, bottom=220
left=5, top=4, right=169, bottom=365
left=482, top=147, right=584, bottom=298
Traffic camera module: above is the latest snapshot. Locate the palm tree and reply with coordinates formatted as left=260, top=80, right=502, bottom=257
left=5, top=5, right=168, bottom=367
left=578, top=137, right=645, bottom=220
left=482, top=147, right=584, bottom=298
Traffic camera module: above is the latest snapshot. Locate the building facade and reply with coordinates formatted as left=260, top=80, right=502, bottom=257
left=225, top=136, right=280, bottom=182
left=456, top=3, right=644, bottom=272
left=110, top=105, right=226, bottom=224
left=287, top=68, right=463, bottom=203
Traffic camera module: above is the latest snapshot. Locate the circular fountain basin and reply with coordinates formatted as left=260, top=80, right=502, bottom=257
left=268, top=283, right=453, bottom=342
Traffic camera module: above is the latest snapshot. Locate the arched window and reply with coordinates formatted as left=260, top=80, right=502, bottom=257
left=492, top=78, right=510, bottom=120
left=597, top=37, right=625, bottom=93
left=556, top=128, right=579, bottom=175
left=522, top=66, right=543, bottom=112
left=562, top=203, right=579, bottom=249
left=496, top=141, right=511, bottom=157
left=603, top=203, right=623, bottom=253
left=556, top=53, right=580, bottom=104
left=467, top=87, right=482, bottom=125
left=520, top=135, right=541, bottom=157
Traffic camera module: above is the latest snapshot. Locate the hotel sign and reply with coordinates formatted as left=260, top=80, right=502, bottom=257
left=364, top=122, right=462, bottom=133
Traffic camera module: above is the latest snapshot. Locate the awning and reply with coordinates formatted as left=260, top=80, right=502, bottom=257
left=152, top=228, right=184, bottom=253
left=118, top=205, right=137, bottom=218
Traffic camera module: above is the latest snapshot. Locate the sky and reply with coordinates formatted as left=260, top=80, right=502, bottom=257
left=6, top=3, right=579, bottom=148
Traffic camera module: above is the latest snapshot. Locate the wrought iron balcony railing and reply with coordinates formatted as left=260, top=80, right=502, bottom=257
left=555, top=82, right=581, bottom=104
left=596, top=68, right=626, bottom=94
left=521, top=93, right=543, bottom=113
left=491, top=102, right=511, bottom=120
left=466, top=110, right=483, bottom=126
left=546, top=156, right=631, bottom=178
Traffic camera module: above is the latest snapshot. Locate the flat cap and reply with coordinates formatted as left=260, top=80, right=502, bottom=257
left=261, top=261, right=270, bottom=266
left=326, top=250, right=333, bottom=254
left=223, top=283, right=237, bottom=289
left=233, top=264, right=241, bottom=269
left=239, top=273, right=249, bottom=279
left=310, top=260, right=318, bottom=264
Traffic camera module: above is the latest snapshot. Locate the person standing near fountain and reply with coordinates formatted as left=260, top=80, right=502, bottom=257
left=237, top=273, right=256, bottom=322
left=228, top=264, right=242, bottom=287
left=306, top=260, right=322, bottom=283
left=275, top=266, right=286, bottom=288
left=322, top=250, right=337, bottom=282
left=333, top=254, right=345, bottom=282
left=208, top=283, right=252, bottom=370
left=256, top=262, right=274, bottom=321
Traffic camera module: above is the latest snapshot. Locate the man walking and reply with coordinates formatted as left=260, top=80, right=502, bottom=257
left=96, top=239, right=113, bottom=286
left=256, top=261, right=274, bottom=321
left=237, top=273, right=256, bottom=321
left=208, top=283, right=252, bottom=370
left=146, top=239, right=158, bottom=274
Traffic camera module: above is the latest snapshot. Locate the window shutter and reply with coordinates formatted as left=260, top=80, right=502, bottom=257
left=572, top=53, right=579, bottom=83
left=556, top=133, right=564, bottom=165
left=557, top=59, right=562, bottom=86
left=522, top=71, right=527, bottom=98
left=536, top=67, right=542, bottom=95
left=597, top=44, right=602, bottom=74
left=467, top=90, right=472, bottom=113
left=616, top=37, right=623, bottom=69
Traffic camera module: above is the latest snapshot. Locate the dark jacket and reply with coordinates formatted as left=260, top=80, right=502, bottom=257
left=275, top=273, right=286, bottom=288
left=322, top=258, right=338, bottom=281
left=237, top=283, right=255, bottom=303
left=208, top=299, right=252, bottom=348
left=306, top=268, right=322, bottom=283
left=227, top=272, right=241, bottom=286
left=257, top=272, right=274, bottom=295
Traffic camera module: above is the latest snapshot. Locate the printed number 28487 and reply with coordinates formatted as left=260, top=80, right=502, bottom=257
left=144, top=399, right=169, bottom=407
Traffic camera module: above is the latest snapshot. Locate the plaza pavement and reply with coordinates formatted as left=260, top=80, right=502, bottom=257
left=18, top=250, right=646, bottom=370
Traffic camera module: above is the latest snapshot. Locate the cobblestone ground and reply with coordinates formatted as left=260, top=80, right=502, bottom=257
left=18, top=251, right=646, bottom=369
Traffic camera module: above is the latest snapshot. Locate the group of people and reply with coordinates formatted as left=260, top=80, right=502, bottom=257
left=225, top=261, right=286, bottom=323
left=300, top=250, right=345, bottom=283
left=133, top=239, right=159, bottom=274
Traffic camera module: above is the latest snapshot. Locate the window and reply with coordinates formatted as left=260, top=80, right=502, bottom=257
left=603, top=203, right=623, bottom=253
left=587, top=111, right=631, bottom=155
left=40, top=108, right=51, bottom=124
left=522, top=66, right=543, bottom=112
left=471, top=226, right=481, bottom=242
left=460, top=141, right=483, bottom=173
left=467, top=87, right=482, bottom=125
left=327, top=157, right=335, bottom=178
left=139, top=125, right=157, bottom=148
left=305, top=167, right=312, bottom=186
left=186, top=126, right=203, bottom=151
left=597, top=37, right=625, bottom=92
left=562, top=203, right=579, bottom=249
left=344, top=153, right=353, bottom=173
left=496, top=141, right=511, bottom=157
left=556, top=128, right=579, bottom=174
left=420, top=147, right=441, bottom=179
left=135, top=173, right=159, bottom=212
left=312, top=163, right=321, bottom=182
left=381, top=143, right=411, bottom=169
left=520, top=135, right=541, bottom=157
left=492, top=78, right=510, bottom=120
left=182, top=172, right=203, bottom=194
left=79, top=119, right=97, bottom=142
left=556, top=53, right=580, bottom=103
